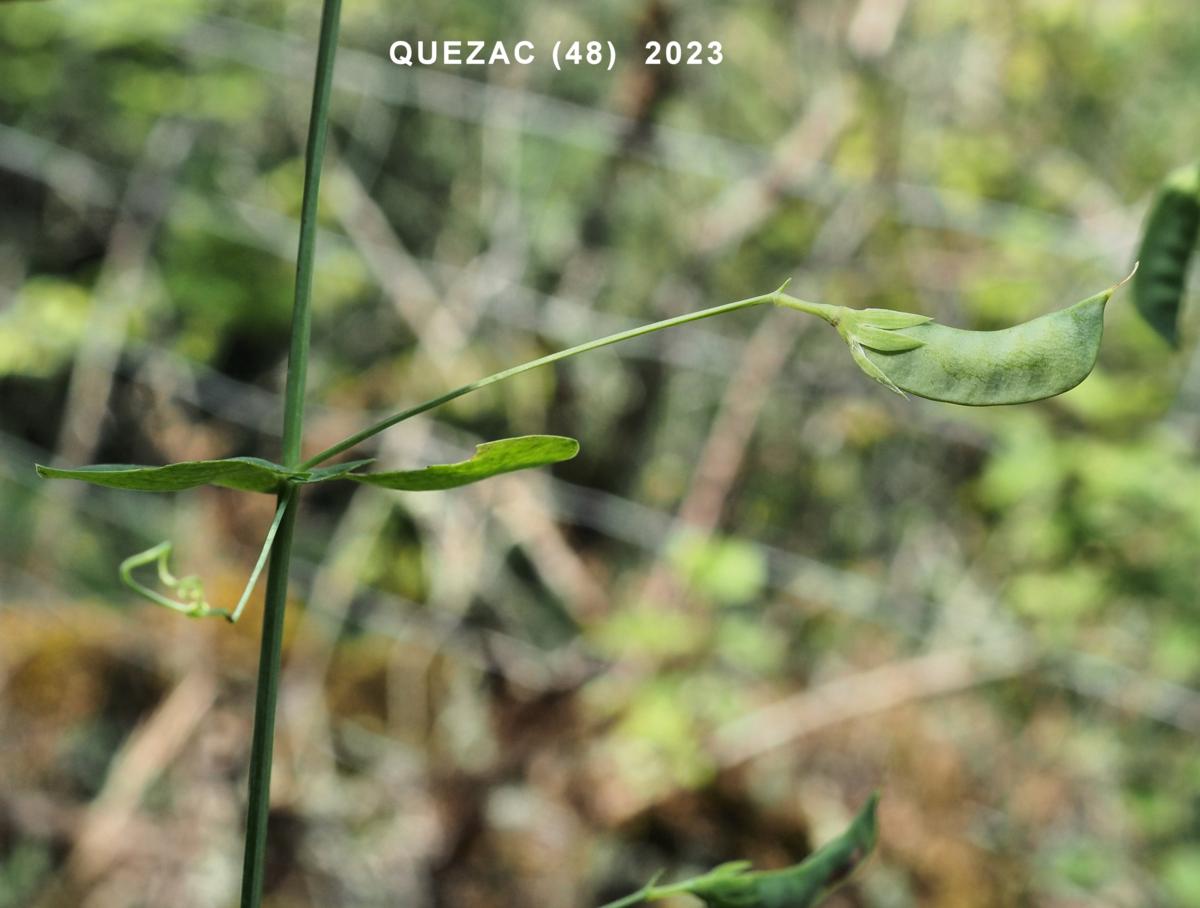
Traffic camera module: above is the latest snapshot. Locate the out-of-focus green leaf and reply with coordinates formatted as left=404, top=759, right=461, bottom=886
left=348, top=435, right=579, bottom=491
left=669, top=533, right=768, bottom=606
left=0, top=279, right=91, bottom=378
left=1162, top=847, right=1200, bottom=906
left=1133, top=164, right=1200, bottom=347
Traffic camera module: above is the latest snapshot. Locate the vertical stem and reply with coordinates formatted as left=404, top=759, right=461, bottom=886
left=238, top=497, right=297, bottom=906
left=239, top=2, right=341, bottom=906
left=281, top=0, right=342, bottom=468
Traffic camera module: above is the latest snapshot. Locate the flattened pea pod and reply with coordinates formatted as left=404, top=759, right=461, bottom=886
left=1132, top=163, right=1200, bottom=346
left=859, top=287, right=1110, bottom=405
left=806, top=276, right=1126, bottom=406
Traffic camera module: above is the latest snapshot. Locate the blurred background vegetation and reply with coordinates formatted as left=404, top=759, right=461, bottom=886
left=2, top=0, right=1200, bottom=905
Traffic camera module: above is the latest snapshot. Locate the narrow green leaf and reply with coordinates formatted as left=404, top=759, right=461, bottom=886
left=857, top=308, right=933, bottom=329
left=35, top=456, right=295, bottom=493
left=348, top=435, right=580, bottom=491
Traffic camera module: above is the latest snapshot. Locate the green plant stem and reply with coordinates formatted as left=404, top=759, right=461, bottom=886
left=239, top=1, right=341, bottom=906
left=238, top=495, right=297, bottom=906
left=301, top=289, right=834, bottom=469
left=281, top=0, right=342, bottom=468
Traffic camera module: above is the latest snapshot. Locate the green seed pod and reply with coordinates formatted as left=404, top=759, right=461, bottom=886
left=834, top=280, right=1125, bottom=406
left=1132, top=163, right=1200, bottom=347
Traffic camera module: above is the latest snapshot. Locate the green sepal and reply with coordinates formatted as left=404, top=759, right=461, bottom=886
left=847, top=341, right=906, bottom=397
left=348, top=435, right=580, bottom=491
left=851, top=323, right=927, bottom=353
left=855, top=308, right=933, bottom=329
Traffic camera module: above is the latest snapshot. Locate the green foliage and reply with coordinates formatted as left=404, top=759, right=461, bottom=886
left=0, top=841, right=51, bottom=908
left=348, top=435, right=580, bottom=491
left=669, top=533, right=768, bottom=607
left=15, top=1, right=1186, bottom=905
left=0, top=278, right=91, bottom=378
left=36, top=434, right=581, bottom=497
left=601, top=794, right=878, bottom=908
left=35, top=435, right=581, bottom=622
left=1162, top=847, right=1200, bottom=906
left=1132, top=163, right=1200, bottom=346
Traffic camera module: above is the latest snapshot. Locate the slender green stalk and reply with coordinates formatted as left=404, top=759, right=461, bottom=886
left=777, top=292, right=841, bottom=323
left=238, top=494, right=297, bottom=906
left=227, top=495, right=291, bottom=625
left=281, top=0, right=342, bottom=469
left=301, top=289, right=834, bottom=469
left=239, top=1, right=342, bottom=906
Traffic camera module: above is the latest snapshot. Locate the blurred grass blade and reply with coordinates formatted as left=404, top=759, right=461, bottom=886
left=348, top=435, right=579, bottom=491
